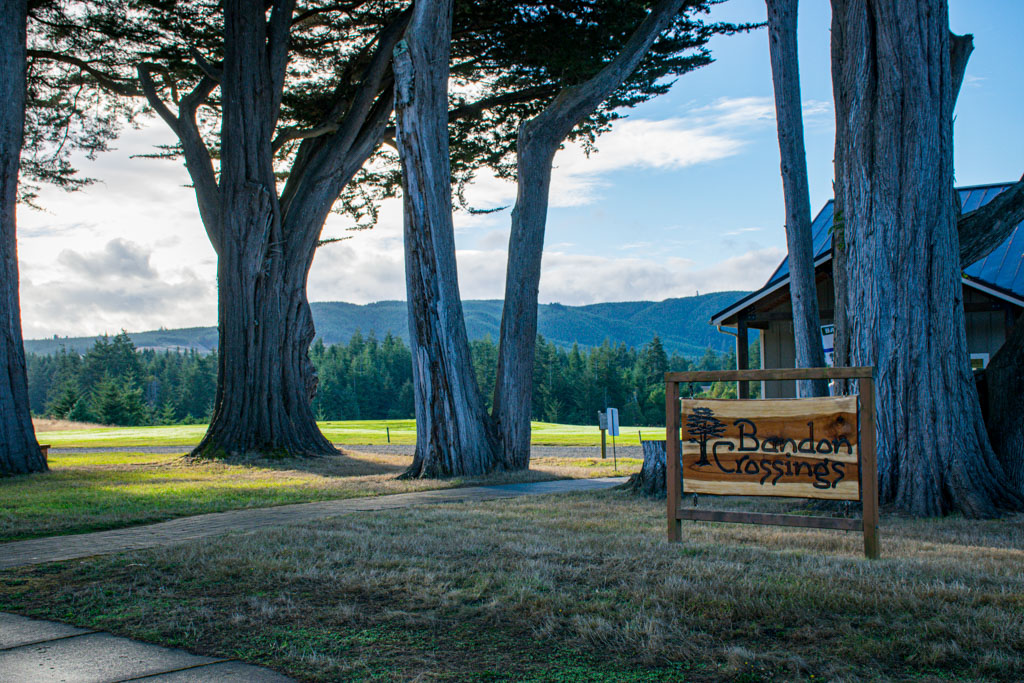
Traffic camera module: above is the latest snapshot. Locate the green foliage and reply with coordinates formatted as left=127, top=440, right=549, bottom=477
left=28, top=334, right=216, bottom=426
left=28, top=330, right=744, bottom=427
left=27, top=1, right=747, bottom=227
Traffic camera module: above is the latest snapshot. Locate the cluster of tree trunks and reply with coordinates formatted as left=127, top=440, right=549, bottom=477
left=3, top=0, right=1021, bottom=513
left=0, top=0, right=46, bottom=476
left=397, top=0, right=687, bottom=477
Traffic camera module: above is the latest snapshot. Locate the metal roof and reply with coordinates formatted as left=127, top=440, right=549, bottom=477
left=712, top=182, right=1024, bottom=325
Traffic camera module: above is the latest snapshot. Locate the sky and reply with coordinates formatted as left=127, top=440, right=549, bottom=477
left=18, top=0, right=1024, bottom=340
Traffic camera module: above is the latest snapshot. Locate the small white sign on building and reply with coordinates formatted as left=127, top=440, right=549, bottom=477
left=821, top=324, right=835, bottom=367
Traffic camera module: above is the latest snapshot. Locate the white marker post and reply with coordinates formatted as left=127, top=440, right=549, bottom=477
left=607, top=407, right=619, bottom=471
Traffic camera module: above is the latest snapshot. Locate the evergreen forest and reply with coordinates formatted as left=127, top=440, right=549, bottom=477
left=27, top=332, right=753, bottom=427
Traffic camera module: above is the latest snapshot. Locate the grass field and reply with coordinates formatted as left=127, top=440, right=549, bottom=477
left=1, top=448, right=638, bottom=542
left=35, top=419, right=661, bottom=448
left=2, top=491, right=1021, bottom=681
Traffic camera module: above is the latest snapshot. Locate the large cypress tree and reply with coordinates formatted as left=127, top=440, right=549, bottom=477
left=0, top=0, right=46, bottom=476
left=830, top=0, right=1023, bottom=516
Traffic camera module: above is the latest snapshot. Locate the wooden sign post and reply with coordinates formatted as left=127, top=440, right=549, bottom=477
left=665, top=367, right=879, bottom=559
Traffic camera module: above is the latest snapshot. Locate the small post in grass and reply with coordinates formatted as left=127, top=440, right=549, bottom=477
left=607, top=407, right=619, bottom=472
left=386, top=426, right=390, bottom=444
left=598, top=411, right=608, bottom=459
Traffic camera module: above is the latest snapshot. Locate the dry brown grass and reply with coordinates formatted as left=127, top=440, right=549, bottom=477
left=32, top=417, right=107, bottom=432
left=2, top=491, right=1021, bottom=682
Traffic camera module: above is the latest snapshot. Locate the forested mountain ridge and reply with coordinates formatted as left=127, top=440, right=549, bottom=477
left=26, top=292, right=747, bottom=358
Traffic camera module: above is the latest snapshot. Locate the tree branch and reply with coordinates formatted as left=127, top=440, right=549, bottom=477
left=137, top=63, right=182, bottom=133
left=292, top=1, right=368, bottom=26
left=267, top=0, right=296, bottom=119
left=380, top=84, right=560, bottom=141
left=272, top=122, right=340, bottom=152
left=959, top=175, right=1024, bottom=266
left=27, top=49, right=139, bottom=96
left=139, top=64, right=223, bottom=252
left=950, top=31, right=974, bottom=107
left=524, top=0, right=685, bottom=146
left=188, top=46, right=222, bottom=82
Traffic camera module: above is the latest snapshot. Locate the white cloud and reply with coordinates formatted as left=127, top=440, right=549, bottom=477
left=21, top=268, right=212, bottom=339
left=451, top=246, right=785, bottom=304
left=58, top=238, right=156, bottom=280
left=458, top=95, right=832, bottom=211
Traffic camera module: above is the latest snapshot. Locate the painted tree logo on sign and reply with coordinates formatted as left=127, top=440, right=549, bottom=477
left=685, top=406, right=726, bottom=467
left=680, top=396, right=861, bottom=501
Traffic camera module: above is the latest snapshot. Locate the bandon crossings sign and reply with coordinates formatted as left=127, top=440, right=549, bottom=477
left=665, top=367, right=880, bottom=559
left=682, top=397, right=859, bottom=500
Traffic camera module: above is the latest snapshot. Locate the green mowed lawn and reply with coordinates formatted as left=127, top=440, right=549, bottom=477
left=37, top=420, right=661, bottom=448
left=1, top=448, right=639, bottom=542
left=2, top=492, right=1021, bottom=681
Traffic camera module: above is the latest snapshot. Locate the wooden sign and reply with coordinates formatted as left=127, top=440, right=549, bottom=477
left=664, top=367, right=879, bottom=559
left=681, top=397, right=859, bottom=501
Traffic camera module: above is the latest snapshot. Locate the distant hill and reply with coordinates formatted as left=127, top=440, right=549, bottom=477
left=25, top=291, right=748, bottom=358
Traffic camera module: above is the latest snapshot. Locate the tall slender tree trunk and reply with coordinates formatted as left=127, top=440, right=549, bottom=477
left=193, top=0, right=334, bottom=459
left=831, top=0, right=1022, bottom=516
left=493, top=0, right=685, bottom=467
left=765, top=0, right=827, bottom=397
left=394, top=0, right=500, bottom=478
left=0, top=0, right=45, bottom=476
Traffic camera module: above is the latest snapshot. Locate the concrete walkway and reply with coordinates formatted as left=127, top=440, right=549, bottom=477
left=1, top=477, right=625, bottom=570
left=0, top=477, right=624, bottom=682
left=0, top=612, right=293, bottom=682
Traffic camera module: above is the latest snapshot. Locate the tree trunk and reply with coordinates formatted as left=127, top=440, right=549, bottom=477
left=765, top=0, right=827, bottom=398
left=830, top=0, right=1022, bottom=516
left=0, top=0, right=45, bottom=476
left=492, top=0, right=685, bottom=469
left=192, top=0, right=334, bottom=459
left=394, top=0, right=500, bottom=478
left=620, top=440, right=669, bottom=496
left=985, top=313, right=1024, bottom=494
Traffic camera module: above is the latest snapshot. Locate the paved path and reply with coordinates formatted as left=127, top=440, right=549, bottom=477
left=1, top=477, right=625, bottom=570
left=0, top=477, right=623, bottom=682
left=49, top=444, right=639, bottom=458
left=0, top=612, right=292, bottom=682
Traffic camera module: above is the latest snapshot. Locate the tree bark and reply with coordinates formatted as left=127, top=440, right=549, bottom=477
left=394, top=0, right=501, bottom=478
left=830, top=0, right=1022, bottom=517
left=985, top=313, right=1024, bottom=494
left=0, top=0, right=46, bottom=476
left=192, top=0, right=334, bottom=458
left=492, top=0, right=685, bottom=469
left=765, top=0, right=828, bottom=398
left=620, top=440, right=669, bottom=496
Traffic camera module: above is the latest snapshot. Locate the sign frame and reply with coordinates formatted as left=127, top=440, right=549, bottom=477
left=665, top=367, right=879, bottom=559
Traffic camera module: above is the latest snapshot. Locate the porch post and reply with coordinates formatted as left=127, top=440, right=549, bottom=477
left=737, top=320, right=749, bottom=398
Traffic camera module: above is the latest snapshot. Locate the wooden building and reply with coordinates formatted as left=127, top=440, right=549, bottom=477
left=711, top=183, right=1024, bottom=398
